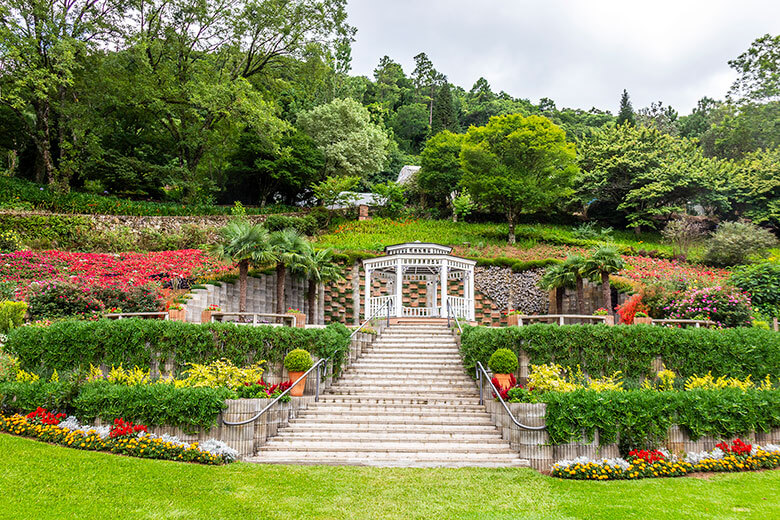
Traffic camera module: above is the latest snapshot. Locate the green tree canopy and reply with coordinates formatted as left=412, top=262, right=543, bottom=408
left=297, top=98, right=390, bottom=178
left=459, top=114, right=578, bottom=243
left=417, top=131, right=465, bottom=211
left=731, top=146, right=780, bottom=230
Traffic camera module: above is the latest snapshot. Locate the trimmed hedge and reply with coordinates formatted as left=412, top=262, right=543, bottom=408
left=5, top=320, right=351, bottom=376
left=460, top=324, right=780, bottom=381
left=541, top=388, right=780, bottom=452
left=0, top=380, right=231, bottom=431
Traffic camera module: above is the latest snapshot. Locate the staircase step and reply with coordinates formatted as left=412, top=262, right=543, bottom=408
left=261, top=441, right=517, bottom=453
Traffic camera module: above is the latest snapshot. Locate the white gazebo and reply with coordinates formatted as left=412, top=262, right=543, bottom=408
left=362, top=242, right=476, bottom=320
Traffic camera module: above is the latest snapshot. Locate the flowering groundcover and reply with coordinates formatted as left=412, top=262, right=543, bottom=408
left=552, top=440, right=780, bottom=480
left=0, top=409, right=237, bottom=465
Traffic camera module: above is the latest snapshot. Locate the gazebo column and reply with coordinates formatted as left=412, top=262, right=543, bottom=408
left=364, top=268, right=371, bottom=320
left=395, top=258, right=403, bottom=318
left=440, top=261, right=448, bottom=318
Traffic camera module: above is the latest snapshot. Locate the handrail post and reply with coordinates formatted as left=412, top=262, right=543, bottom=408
left=478, top=367, right=483, bottom=405
left=315, top=363, right=320, bottom=402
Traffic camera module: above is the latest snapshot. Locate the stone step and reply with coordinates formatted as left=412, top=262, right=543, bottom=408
left=341, top=368, right=468, bottom=376
left=299, top=402, right=487, bottom=413
left=334, top=377, right=473, bottom=386
left=347, top=363, right=466, bottom=370
left=273, top=431, right=507, bottom=442
left=261, top=441, right=518, bottom=454
left=330, top=384, right=476, bottom=393
left=319, top=395, right=482, bottom=405
left=247, top=454, right=529, bottom=468
left=283, top=422, right=498, bottom=433
left=355, top=355, right=464, bottom=362
left=298, top=407, right=490, bottom=418
left=289, top=415, right=494, bottom=426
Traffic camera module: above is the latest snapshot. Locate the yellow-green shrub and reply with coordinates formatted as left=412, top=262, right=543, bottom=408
left=0, top=301, right=26, bottom=333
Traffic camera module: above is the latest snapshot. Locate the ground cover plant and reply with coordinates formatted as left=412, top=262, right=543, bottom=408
left=0, top=410, right=235, bottom=464
left=1, top=434, right=779, bottom=520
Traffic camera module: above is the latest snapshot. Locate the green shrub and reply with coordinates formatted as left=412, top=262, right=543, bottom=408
left=488, top=348, right=518, bottom=374
left=284, top=349, right=313, bottom=372
left=731, top=261, right=780, bottom=317
left=0, top=352, right=20, bottom=383
left=702, top=221, right=777, bottom=266
left=0, top=301, right=27, bottom=333
left=4, top=320, right=350, bottom=376
left=540, top=388, right=780, bottom=453
left=72, top=381, right=232, bottom=432
left=460, top=324, right=780, bottom=382
left=665, top=286, right=753, bottom=327
left=26, top=283, right=162, bottom=319
left=264, top=215, right=318, bottom=235
left=0, top=230, right=22, bottom=251
left=0, top=381, right=70, bottom=413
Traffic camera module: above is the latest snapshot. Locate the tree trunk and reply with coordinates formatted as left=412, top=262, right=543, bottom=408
left=601, top=272, right=611, bottom=314
left=634, top=225, right=641, bottom=236
left=275, top=263, right=286, bottom=315
left=452, top=211, right=458, bottom=223
left=32, top=100, right=56, bottom=185
left=507, top=212, right=516, bottom=244
left=556, top=287, right=565, bottom=315
left=238, top=260, right=248, bottom=314
left=307, top=280, right=317, bottom=323
left=576, top=276, right=584, bottom=314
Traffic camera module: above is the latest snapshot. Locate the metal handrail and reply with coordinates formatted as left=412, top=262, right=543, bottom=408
left=446, top=300, right=462, bottom=334
left=222, top=299, right=392, bottom=426
left=475, top=361, right=546, bottom=431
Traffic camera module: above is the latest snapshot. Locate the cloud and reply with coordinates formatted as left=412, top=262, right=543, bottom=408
left=347, top=0, right=780, bottom=114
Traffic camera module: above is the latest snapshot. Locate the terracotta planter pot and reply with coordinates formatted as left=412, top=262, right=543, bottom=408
left=602, top=315, right=615, bottom=326
left=288, top=371, right=307, bottom=397
left=633, top=316, right=653, bottom=325
left=200, top=310, right=213, bottom=323
left=507, top=314, right=520, bottom=327
left=168, top=309, right=186, bottom=322
left=495, top=373, right=513, bottom=391
left=288, top=312, right=306, bottom=328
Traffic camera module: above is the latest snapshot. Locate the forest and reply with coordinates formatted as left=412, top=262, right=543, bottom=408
left=0, top=1, right=779, bottom=235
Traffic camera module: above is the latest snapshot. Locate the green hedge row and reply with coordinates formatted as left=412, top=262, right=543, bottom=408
left=540, top=388, right=780, bottom=452
left=460, top=324, right=780, bottom=380
left=5, top=320, right=351, bottom=376
left=0, top=381, right=231, bottom=431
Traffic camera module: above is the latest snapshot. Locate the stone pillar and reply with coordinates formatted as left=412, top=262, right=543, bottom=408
left=364, top=267, right=371, bottom=320
left=358, top=204, right=369, bottom=221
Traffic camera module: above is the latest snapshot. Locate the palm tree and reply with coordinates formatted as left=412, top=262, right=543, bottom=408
left=294, top=244, right=344, bottom=323
left=563, top=255, right=588, bottom=314
left=212, top=220, right=276, bottom=313
left=270, top=228, right=308, bottom=315
left=539, top=263, right=575, bottom=314
left=583, top=246, right=625, bottom=315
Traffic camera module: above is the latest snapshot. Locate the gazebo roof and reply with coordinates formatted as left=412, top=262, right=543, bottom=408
left=384, top=242, right=452, bottom=256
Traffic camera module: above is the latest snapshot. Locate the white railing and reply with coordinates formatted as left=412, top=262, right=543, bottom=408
left=369, top=295, right=396, bottom=318
left=401, top=306, right=439, bottom=317
left=446, top=296, right=470, bottom=319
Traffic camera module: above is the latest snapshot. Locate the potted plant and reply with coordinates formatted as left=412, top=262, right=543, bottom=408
left=286, top=307, right=306, bottom=328
left=593, top=307, right=614, bottom=326
left=284, top=349, right=313, bottom=397
left=505, top=309, right=523, bottom=327
left=201, top=304, right=221, bottom=324
left=633, top=311, right=653, bottom=325
left=488, top=348, right=519, bottom=391
left=168, top=303, right=186, bottom=322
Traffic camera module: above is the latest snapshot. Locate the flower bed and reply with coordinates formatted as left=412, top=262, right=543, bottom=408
left=552, top=440, right=780, bottom=480
left=0, top=249, right=230, bottom=300
left=620, top=256, right=730, bottom=287
left=0, top=409, right=237, bottom=464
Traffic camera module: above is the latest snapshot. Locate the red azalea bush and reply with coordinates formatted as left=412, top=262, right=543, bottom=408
left=716, top=438, right=752, bottom=456
left=236, top=379, right=293, bottom=399
left=26, top=407, right=66, bottom=425
left=616, top=294, right=650, bottom=324
left=628, top=449, right=666, bottom=463
left=665, top=286, right=753, bottom=328
left=109, top=418, right=148, bottom=439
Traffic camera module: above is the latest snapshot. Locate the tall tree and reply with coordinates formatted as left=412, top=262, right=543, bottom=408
left=583, top=247, right=625, bottom=316
left=212, top=220, right=276, bottom=313
left=431, top=83, right=457, bottom=134
left=411, top=52, right=444, bottom=126
left=270, top=229, right=308, bottom=315
left=295, top=244, right=343, bottom=323
left=0, top=0, right=127, bottom=188
left=297, top=98, right=390, bottom=178
left=459, top=114, right=578, bottom=244
left=417, top=131, right=464, bottom=210
left=616, top=89, right=636, bottom=126
left=373, top=55, right=408, bottom=109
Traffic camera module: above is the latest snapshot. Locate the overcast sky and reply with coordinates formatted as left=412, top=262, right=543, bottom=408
left=346, top=0, right=780, bottom=115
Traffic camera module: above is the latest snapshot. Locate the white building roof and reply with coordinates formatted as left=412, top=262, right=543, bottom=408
left=396, top=165, right=421, bottom=185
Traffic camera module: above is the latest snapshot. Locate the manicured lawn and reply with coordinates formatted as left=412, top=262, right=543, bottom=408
left=2, top=434, right=778, bottom=519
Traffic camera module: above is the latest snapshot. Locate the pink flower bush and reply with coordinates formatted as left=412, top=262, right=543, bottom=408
left=620, top=256, right=730, bottom=287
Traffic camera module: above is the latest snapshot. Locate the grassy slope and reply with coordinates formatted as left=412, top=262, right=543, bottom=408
left=2, top=435, right=778, bottom=520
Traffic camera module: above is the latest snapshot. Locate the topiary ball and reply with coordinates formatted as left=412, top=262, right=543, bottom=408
left=284, top=348, right=313, bottom=372
left=489, top=348, right=518, bottom=374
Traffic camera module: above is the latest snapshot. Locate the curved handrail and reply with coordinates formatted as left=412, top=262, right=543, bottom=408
left=222, top=299, right=392, bottom=427
left=476, top=361, right=546, bottom=431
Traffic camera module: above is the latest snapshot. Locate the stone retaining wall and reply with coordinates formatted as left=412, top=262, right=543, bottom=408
left=484, top=400, right=780, bottom=472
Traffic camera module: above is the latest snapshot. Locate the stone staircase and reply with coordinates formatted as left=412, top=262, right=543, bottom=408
left=247, top=322, right=528, bottom=468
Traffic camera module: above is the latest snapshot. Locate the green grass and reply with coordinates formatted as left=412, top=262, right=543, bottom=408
left=2, top=434, right=778, bottom=519
left=316, top=218, right=675, bottom=256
